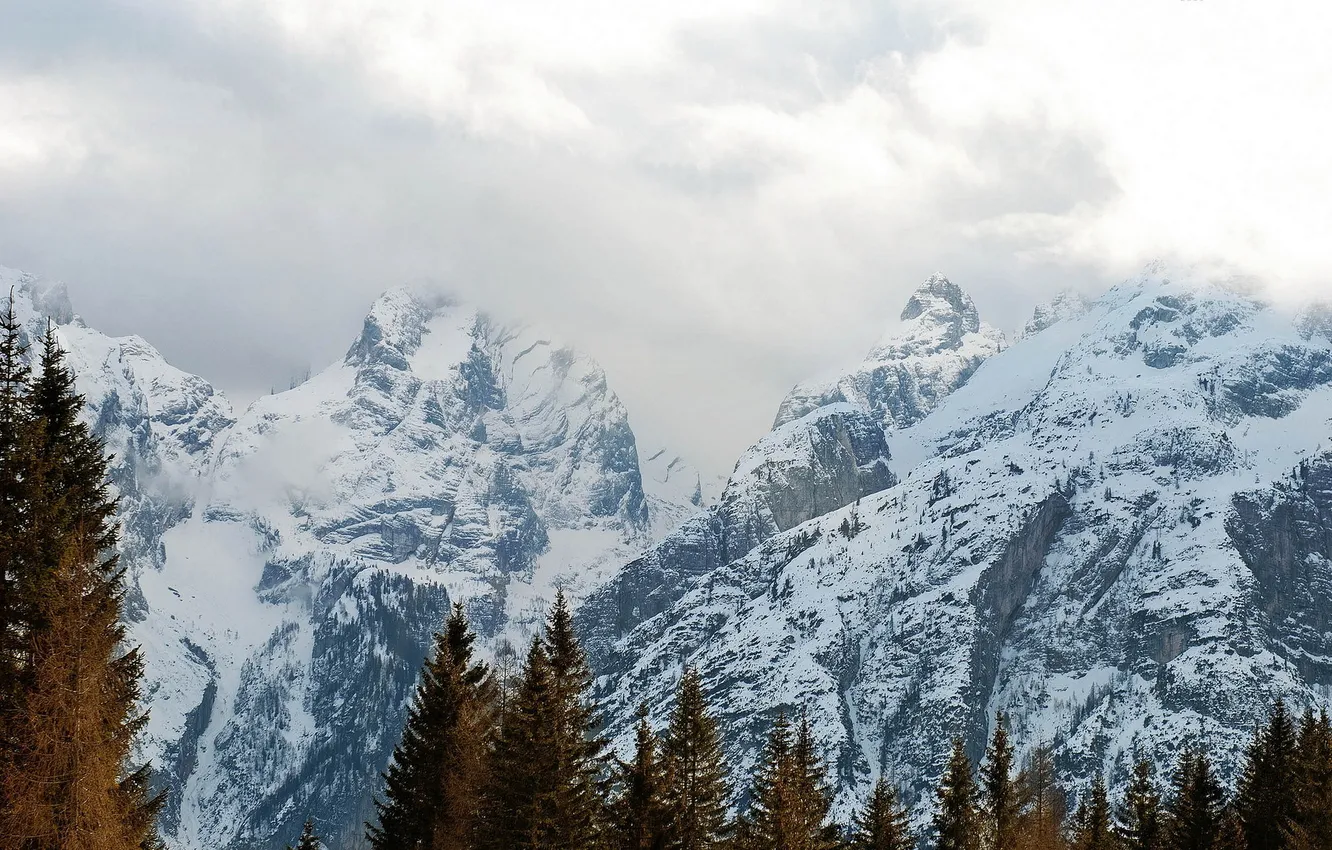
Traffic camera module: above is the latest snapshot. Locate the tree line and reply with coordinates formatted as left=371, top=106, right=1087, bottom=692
left=366, top=594, right=1332, bottom=850
left=0, top=299, right=162, bottom=850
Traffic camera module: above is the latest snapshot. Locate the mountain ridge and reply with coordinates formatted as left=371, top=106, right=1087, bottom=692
left=591, top=266, right=1332, bottom=833
left=7, top=260, right=1332, bottom=849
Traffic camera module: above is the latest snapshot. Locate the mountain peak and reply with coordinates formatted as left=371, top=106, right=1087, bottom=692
left=344, top=285, right=467, bottom=371
left=0, top=265, right=77, bottom=326
left=774, top=274, right=1003, bottom=430
left=901, top=273, right=978, bottom=328
left=878, top=274, right=984, bottom=354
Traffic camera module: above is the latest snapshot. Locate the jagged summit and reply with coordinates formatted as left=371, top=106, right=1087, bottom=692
left=889, top=273, right=982, bottom=348
left=341, top=285, right=477, bottom=375
left=577, top=402, right=896, bottom=669
left=774, top=273, right=1004, bottom=430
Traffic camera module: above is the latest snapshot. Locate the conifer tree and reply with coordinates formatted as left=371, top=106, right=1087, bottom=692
left=1071, top=776, right=1116, bottom=850
left=1237, top=700, right=1299, bottom=850
left=1164, top=747, right=1225, bottom=850
left=28, top=326, right=118, bottom=564
left=981, top=715, right=1024, bottom=850
left=788, top=712, right=838, bottom=850
left=0, top=536, right=156, bottom=850
left=748, top=713, right=795, bottom=850
left=1117, top=760, right=1163, bottom=850
left=287, top=818, right=322, bottom=850
left=1291, top=709, right=1332, bottom=850
left=0, top=294, right=30, bottom=765
left=543, top=589, right=609, bottom=846
left=368, top=604, right=495, bottom=850
left=0, top=295, right=28, bottom=724
left=1018, top=744, right=1065, bottom=850
left=849, top=778, right=913, bottom=850
left=611, top=704, right=670, bottom=850
left=742, top=711, right=836, bottom=850
left=935, top=739, right=981, bottom=850
left=483, top=637, right=557, bottom=850
left=0, top=326, right=161, bottom=850
left=662, top=667, right=731, bottom=850
left=482, top=592, right=606, bottom=850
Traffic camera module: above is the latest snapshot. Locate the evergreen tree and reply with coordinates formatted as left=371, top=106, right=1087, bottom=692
left=849, top=778, right=913, bottom=850
left=287, top=818, right=322, bottom=850
left=1071, top=776, right=1116, bottom=850
left=1117, top=760, right=1163, bottom=850
left=935, top=739, right=981, bottom=850
left=483, top=637, right=557, bottom=850
left=1018, top=743, right=1065, bottom=850
left=981, top=715, right=1024, bottom=850
left=0, top=327, right=161, bottom=850
left=1164, top=747, right=1226, bottom=850
left=662, top=667, right=731, bottom=850
left=28, top=326, right=118, bottom=564
left=543, top=589, right=610, bottom=846
left=788, top=712, right=837, bottom=850
left=0, top=536, right=157, bottom=850
left=1291, top=709, right=1332, bottom=850
left=611, top=704, right=670, bottom=850
left=0, top=293, right=30, bottom=744
left=742, top=711, right=837, bottom=850
left=1238, top=700, right=1300, bottom=850
left=748, top=713, right=795, bottom=850
left=368, top=603, right=495, bottom=850
left=482, top=592, right=606, bottom=850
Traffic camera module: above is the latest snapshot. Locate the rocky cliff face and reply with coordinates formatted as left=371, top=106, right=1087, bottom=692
left=1228, top=452, right=1332, bottom=682
left=592, top=267, right=1332, bottom=831
left=579, top=403, right=895, bottom=669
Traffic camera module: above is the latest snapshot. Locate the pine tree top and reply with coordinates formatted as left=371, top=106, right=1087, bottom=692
left=294, top=817, right=321, bottom=850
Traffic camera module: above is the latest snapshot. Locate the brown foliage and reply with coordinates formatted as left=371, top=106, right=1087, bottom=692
left=0, top=536, right=149, bottom=850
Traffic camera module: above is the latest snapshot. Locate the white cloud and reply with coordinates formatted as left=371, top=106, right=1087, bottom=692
left=0, top=79, right=88, bottom=175
left=0, top=0, right=1328, bottom=472
left=904, top=0, right=1332, bottom=288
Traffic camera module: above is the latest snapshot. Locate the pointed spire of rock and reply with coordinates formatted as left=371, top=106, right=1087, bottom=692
left=899, top=273, right=982, bottom=337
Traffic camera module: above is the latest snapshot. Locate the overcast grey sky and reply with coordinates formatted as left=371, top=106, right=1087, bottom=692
left=1, top=0, right=1329, bottom=474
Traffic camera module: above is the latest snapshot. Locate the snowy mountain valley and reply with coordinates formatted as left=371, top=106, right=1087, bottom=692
left=4, top=262, right=1332, bottom=849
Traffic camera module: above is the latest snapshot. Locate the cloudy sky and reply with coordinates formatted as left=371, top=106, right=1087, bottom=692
left=0, top=0, right=1329, bottom=473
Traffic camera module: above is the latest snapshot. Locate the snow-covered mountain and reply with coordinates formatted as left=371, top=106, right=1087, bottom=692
left=144, top=286, right=697, bottom=850
left=0, top=269, right=703, bottom=850
left=12, top=258, right=1332, bottom=848
left=592, top=266, right=1332, bottom=830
